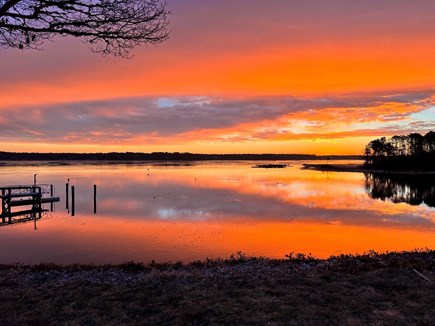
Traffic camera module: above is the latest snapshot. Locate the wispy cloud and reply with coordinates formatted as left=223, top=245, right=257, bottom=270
left=0, top=89, right=433, bottom=147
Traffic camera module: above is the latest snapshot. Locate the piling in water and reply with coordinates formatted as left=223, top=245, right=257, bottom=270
left=50, top=185, right=54, bottom=212
left=71, top=186, right=75, bottom=216
left=66, top=183, right=69, bottom=210
left=93, top=185, right=97, bottom=214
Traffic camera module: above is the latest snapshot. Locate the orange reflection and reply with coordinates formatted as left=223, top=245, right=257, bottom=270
left=30, top=161, right=434, bottom=224
left=1, top=163, right=433, bottom=264
left=29, top=216, right=435, bottom=263
left=112, top=162, right=434, bottom=222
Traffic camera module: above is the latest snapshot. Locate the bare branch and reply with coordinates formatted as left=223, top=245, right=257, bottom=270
left=0, top=0, right=22, bottom=17
left=0, top=0, right=170, bottom=57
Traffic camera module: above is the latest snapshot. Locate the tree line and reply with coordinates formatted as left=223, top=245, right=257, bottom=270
left=0, top=152, right=316, bottom=161
left=0, top=151, right=363, bottom=161
left=364, top=131, right=435, bottom=170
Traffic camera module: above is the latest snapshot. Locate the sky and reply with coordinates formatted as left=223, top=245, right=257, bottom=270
left=1, top=0, right=435, bottom=155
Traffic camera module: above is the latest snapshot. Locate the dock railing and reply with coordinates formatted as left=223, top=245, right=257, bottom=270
left=0, top=185, right=59, bottom=225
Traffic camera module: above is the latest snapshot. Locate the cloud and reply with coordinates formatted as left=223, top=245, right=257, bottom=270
left=0, top=89, right=433, bottom=146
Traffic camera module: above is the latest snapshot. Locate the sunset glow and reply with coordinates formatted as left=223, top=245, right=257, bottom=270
left=1, top=162, right=433, bottom=263
left=1, top=0, right=435, bottom=153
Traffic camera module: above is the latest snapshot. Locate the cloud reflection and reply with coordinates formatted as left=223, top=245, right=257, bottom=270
left=55, top=163, right=435, bottom=229
left=0, top=163, right=434, bottom=264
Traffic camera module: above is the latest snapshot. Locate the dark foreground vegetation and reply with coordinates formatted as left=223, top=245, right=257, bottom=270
left=0, top=250, right=433, bottom=325
left=364, top=131, right=435, bottom=170
left=0, top=151, right=361, bottom=162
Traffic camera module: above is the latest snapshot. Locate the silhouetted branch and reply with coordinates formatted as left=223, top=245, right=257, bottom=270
left=0, top=0, right=170, bottom=57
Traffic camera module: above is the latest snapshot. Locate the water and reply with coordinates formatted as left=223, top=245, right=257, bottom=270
left=0, top=161, right=434, bottom=264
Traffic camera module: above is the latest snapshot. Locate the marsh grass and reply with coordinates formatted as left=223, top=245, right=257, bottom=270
left=0, top=250, right=433, bottom=325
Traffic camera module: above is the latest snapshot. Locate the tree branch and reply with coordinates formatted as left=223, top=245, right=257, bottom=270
left=0, top=0, right=22, bottom=17
left=0, top=0, right=170, bottom=57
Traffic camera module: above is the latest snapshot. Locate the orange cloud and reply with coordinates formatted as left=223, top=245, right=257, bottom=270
left=2, top=1, right=435, bottom=153
left=0, top=89, right=433, bottom=154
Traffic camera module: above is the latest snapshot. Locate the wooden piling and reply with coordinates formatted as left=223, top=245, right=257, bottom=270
left=93, top=184, right=97, bottom=214
left=6, top=191, right=11, bottom=224
left=1, top=188, right=5, bottom=223
left=66, top=183, right=69, bottom=210
left=31, top=186, right=41, bottom=218
left=71, top=186, right=75, bottom=216
left=50, top=185, right=54, bottom=212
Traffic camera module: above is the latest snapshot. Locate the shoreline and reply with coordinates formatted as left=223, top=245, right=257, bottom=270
left=0, top=250, right=433, bottom=324
left=302, top=163, right=435, bottom=175
left=0, top=158, right=360, bottom=167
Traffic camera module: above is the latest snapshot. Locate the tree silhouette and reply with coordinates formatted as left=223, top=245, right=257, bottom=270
left=424, top=131, right=435, bottom=153
left=364, top=131, right=435, bottom=170
left=363, top=137, right=394, bottom=165
left=408, top=133, right=424, bottom=156
left=0, top=0, right=169, bottom=57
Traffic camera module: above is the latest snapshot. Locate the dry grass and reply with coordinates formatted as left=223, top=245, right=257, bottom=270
left=0, top=250, right=433, bottom=325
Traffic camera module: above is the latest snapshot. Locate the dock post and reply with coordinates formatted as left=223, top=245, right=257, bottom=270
left=50, top=185, right=54, bottom=212
left=66, top=183, right=69, bottom=210
left=31, top=185, right=36, bottom=219
left=5, top=189, right=11, bottom=224
left=32, top=186, right=42, bottom=220
left=71, top=186, right=75, bottom=216
left=1, top=189, right=5, bottom=223
left=93, top=185, right=97, bottom=214
left=34, top=187, right=42, bottom=231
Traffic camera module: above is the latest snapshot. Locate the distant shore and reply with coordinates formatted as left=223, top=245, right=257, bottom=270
left=303, top=163, right=435, bottom=175
left=0, top=250, right=433, bottom=324
left=0, top=151, right=363, bottom=162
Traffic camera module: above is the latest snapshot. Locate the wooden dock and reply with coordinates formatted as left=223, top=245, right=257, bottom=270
left=0, top=185, right=60, bottom=225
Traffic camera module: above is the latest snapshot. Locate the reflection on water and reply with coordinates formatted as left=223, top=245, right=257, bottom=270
left=0, top=209, right=42, bottom=230
left=365, top=173, right=435, bottom=208
left=0, top=161, right=433, bottom=264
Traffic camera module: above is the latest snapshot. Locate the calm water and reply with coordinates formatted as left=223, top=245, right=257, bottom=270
left=0, top=161, right=434, bottom=264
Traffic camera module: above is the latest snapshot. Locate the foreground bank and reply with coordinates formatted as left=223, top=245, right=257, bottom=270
left=0, top=250, right=433, bottom=325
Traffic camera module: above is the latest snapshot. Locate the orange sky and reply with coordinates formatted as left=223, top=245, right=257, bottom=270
left=1, top=0, right=434, bottom=154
